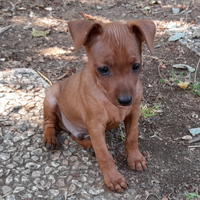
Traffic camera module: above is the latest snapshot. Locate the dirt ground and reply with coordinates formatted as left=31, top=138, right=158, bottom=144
left=0, top=0, right=200, bottom=199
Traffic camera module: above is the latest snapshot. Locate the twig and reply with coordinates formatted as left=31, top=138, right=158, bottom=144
left=0, top=25, right=13, bottom=35
left=37, top=71, right=52, bottom=85
left=188, top=136, right=200, bottom=144
left=1, top=191, right=13, bottom=198
left=194, top=58, right=200, bottom=83
left=189, top=144, right=200, bottom=148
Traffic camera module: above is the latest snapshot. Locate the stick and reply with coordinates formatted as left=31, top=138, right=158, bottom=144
left=188, top=136, right=200, bottom=144
left=37, top=71, right=52, bottom=85
left=0, top=25, right=12, bottom=35
left=194, top=58, right=200, bottom=83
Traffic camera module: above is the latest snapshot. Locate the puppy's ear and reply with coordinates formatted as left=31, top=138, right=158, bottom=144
left=127, top=19, right=156, bottom=53
left=68, top=19, right=103, bottom=50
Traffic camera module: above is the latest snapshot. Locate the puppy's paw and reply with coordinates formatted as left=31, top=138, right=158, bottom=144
left=127, top=149, right=146, bottom=171
left=43, top=135, right=59, bottom=150
left=104, top=169, right=127, bottom=193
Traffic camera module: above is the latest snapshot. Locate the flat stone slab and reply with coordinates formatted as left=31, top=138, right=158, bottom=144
left=0, top=68, right=136, bottom=199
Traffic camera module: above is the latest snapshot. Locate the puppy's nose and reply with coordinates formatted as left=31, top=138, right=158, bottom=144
left=118, top=95, right=132, bottom=106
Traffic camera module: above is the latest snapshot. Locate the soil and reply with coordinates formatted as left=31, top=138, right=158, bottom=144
left=0, top=0, right=200, bottom=199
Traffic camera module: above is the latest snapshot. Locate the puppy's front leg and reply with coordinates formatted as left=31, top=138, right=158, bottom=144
left=88, top=124, right=127, bottom=193
left=124, top=104, right=147, bottom=171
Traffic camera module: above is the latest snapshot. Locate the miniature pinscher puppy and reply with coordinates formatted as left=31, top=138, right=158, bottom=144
left=43, top=19, right=156, bottom=193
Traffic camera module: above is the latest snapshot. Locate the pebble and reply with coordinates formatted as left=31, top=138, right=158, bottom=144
left=13, top=186, right=25, bottom=193
left=2, top=186, right=12, bottom=195
left=0, top=153, right=10, bottom=161
left=88, top=188, right=104, bottom=195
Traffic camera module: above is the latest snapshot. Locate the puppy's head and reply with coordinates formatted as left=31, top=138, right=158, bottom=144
left=68, top=19, right=156, bottom=107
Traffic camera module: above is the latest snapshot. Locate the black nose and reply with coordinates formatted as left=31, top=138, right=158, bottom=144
left=118, top=95, right=132, bottom=106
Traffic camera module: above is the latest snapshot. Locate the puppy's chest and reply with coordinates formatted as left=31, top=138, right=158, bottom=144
left=61, top=111, right=89, bottom=139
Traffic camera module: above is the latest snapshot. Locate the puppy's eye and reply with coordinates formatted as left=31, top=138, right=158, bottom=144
left=132, top=63, right=140, bottom=72
left=97, top=66, right=109, bottom=75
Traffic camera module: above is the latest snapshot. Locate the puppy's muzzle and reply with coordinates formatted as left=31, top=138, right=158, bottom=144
left=118, top=95, right=132, bottom=106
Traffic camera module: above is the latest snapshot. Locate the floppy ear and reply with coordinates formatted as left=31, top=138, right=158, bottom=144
left=68, top=19, right=103, bottom=50
left=127, top=19, right=156, bottom=53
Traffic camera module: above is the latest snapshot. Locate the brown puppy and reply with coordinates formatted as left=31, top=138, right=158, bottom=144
left=43, top=19, right=156, bottom=193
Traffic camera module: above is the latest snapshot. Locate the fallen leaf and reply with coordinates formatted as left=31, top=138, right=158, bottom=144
left=160, top=64, right=166, bottom=68
left=189, top=128, right=200, bottom=136
left=31, top=30, right=50, bottom=37
left=182, top=135, right=192, bottom=140
left=141, top=6, right=151, bottom=11
left=79, top=13, right=95, bottom=20
left=177, top=81, right=189, bottom=89
left=168, top=32, right=185, bottom=41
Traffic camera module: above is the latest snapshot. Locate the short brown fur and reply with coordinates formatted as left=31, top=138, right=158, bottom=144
left=43, top=19, right=156, bottom=193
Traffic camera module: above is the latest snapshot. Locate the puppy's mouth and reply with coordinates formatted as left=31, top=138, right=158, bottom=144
left=116, top=104, right=131, bottom=109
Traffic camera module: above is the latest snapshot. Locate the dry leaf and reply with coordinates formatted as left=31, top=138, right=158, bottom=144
left=160, top=64, right=166, bottom=68
left=177, top=81, right=189, bottom=89
left=79, top=13, right=95, bottom=20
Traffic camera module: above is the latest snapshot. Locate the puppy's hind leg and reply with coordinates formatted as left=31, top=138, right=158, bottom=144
left=43, top=88, right=59, bottom=150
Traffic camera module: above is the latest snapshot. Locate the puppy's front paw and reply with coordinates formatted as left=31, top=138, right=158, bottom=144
left=127, top=149, right=146, bottom=171
left=43, top=135, right=59, bottom=150
left=103, top=169, right=127, bottom=193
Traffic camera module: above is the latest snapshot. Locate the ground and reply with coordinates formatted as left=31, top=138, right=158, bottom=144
left=0, top=0, right=200, bottom=200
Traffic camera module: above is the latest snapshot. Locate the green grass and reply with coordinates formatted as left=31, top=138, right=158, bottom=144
left=119, top=123, right=125, bottom=141
left=140, top=104, right=161, bottom=119
left=190, top=81, right=200, bottom=96
left=185, top=191, right=199, bottom=200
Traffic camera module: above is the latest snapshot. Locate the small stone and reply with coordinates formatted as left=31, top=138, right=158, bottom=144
left=67, top=175, right=73, bottom=183
left=58, top=166, right=69, bottom=171
left=4, top=139, right=14, bottom=146
left=51, top=162, right=60, bottom=168
left=7, top=164, right=16, bottom=169
left=13, top=156, right=24, bottom=164
left=31, top=148, right=42, bottom=156
left=21, top=169, right=31, bottom=175
left=6, top=147, right=17, bottom=153
left=22, top=152, right=30, bottom=159
left=62, top=159, right=68, bottom=166
left=49, top=189, right=59, bottom=197
left=82, top=157, right=89, bottom=162
left=19, top=124, right=28, bottom=132
left=96, top=6, right=102, bottom=10
left=57, top=179, right=65, bottom=187
left=25, top=162, right=41, bottom=169
left=72, top=180, right=83, bottom=188
left=13, top=186, right=25, bottom=193
left=27, top=129, right=35, bottom=137
left=32, top=186, right=38, bottom=191
left=21, top=139, right=31, bottom=146
left=2, top=186, right=12, bottom=195
left=0, top=153, right=10, bottom=161
left=45, top=166, right=52, bottom=175
left=81, top=176, right=87, bottom=182
left=31, top=156, right=39, bottom=161
left=69, top=184, right=76, bottom=193
left=21, top=176, right=29, bottom=183
left=5, top=175, right=13, bottom=184
left=6, top=194, right=16, bottom=200
left=88, top=188, right=104, bottom=195
left=70, top=156, right=78, bottom=162
left=48, top=175, right=56, bottom=184
left=13, top=136, right=21, bottom=142
left=32, top=171, right=42, bottom=178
